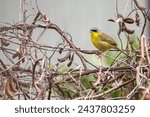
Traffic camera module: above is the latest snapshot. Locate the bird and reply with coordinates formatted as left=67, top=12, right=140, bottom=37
left=90, top=27, right=131, bottom=58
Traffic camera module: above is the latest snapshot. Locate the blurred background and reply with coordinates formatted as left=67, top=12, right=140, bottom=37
left=0, top=0, right=149, bottom=48
left=0, top=0, right=149, bottom=67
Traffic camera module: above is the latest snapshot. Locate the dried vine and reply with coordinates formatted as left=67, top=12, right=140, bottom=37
left=0, top=0, right=150, bottom=100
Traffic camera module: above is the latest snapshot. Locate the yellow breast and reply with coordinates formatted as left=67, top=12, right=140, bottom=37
left=90, top=32, right=115, bottom=52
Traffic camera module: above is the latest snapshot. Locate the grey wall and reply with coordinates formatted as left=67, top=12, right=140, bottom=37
left=0, top=0, right=147, bottom=50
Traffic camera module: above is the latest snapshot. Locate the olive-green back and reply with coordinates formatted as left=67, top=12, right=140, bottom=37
left=100, top=33, right=117, bottom=47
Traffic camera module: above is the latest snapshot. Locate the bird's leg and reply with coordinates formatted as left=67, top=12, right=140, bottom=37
left=95, top=50, right=102, bottom=56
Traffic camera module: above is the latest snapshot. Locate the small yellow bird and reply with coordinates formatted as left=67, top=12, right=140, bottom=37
left=90, top=28, right=131, bottom=58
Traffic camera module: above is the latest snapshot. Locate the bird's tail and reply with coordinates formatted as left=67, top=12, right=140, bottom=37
left=116, top=47, right=132, bottom=59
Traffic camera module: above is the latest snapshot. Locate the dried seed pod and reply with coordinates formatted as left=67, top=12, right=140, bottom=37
left=135, top=11, right=141, bottom=26
left=22, top=58, right=25, bottom=63
left=43, top=14, right=50, bottom=23
left=1, top=38, right=10, bottom=46
left=57, top=51, right=71, bottom=62
left=67, top=53, right=74, bottom=67
left=59, top=47, right=64, bottom=54
left=5, top=79, right=16, bottom=100
left=143, top=93, right=150, bottom=100
left=108, top=19, right=116, bottom=22
left=12, top=52, right=21, bottom=59
left=125, top=27, right=135, bottom=34
left=123, top=17, right=134, bottom=24
left=138, top=88, right=150, bottom=100
left=12, top=64, right=20, bottom=71
left=121, top=22, right=126, bottom=32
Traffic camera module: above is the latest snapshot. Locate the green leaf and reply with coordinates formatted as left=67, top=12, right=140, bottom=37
left=130, top=35, right=140, bottom=50
left=80, top=75, right=95, bottom=89
left=111, top=89, right=123, bottom=98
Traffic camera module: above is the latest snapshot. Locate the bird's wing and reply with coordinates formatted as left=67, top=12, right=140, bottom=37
left=100, top=33, right=117, bottom=46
